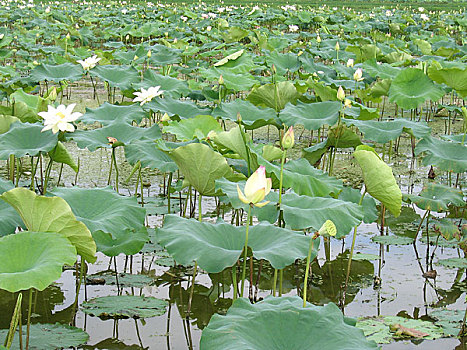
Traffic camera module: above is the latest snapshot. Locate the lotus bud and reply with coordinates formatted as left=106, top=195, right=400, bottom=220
left=318, top=220, right=337, bottom=238
left=344, top=99, right=352, bottom=109
left=298, top=50, right=303, bottom=56
left=125, top=34, right=130, bottom=41
left=347, top=58, right=354, bottom=67
left=353, top=68, right=363, bottom=81
left=282, top=126, right=295, bottom=150
left=206, top=130, right=217, bottom=140
left=207, top=25, right=212, bottom=31
left=33, top=60, right=39, bottom=65
left=164, top=32, right=168, bottom=37
left=48, top=87, right=58, bottom=102
left=218, top=74, right=224, bottom=85
left=337, top=86, right=345, bottom=101
left=147, top=50, right=151, bottom=58
left=335, top=41, right=340, bottom=51
left=66, top=33, right=70, bottom=40
left=271, top=64, right=276, bottom=75
left=316, top=34, right=321, bottom=43
left=237, top=112, right=242, bottom=123
left=161, top=113, right=170, bottom=122
left=133, top=55, right=138, bottom=60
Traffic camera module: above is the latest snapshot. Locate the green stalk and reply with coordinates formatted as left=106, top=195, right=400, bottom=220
left=232, top=266, right=237, bottom=301
left=303, top=235, right=317, bottom=307
left=4, top=293, right=22, bottom=348
left=344, top=189, right=365, bottom=290
left=272, top=269, right=278, bottom=296
left=111, top=147, right=119, bottom=193
left=167, top=172, right=173, bottom=214
left=186, top=261, right=198, bottom=317
left=198, top=194, right=202, bottom=222
left=25, top=289, right=33, bottom=350
left=8, top=154, right=15, bottom=182
left=240, top=205, right=252, bottom=297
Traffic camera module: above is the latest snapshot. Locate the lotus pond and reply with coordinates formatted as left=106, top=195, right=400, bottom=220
left=0, top=1, right=466, bottom=349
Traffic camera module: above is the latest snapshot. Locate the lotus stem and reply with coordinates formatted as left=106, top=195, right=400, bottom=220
left=4, top=293, right=22, bottom=348
left=198, top=194, right=202, bottom=222
left=8, top=154, right=14, bottom=182
left=303, top=234, right=317, bottom=307
left=167, top=172, right=173, bottom=214
left=232, top=265, right=237, bottom=301
left=187, top=261, right=198, bottom=316
left=272, top=269, right=278, bottom=296
left=344, top=189, right=366, bottom=293
left=25, top=289, right=33, bottom=350
left=279, top=269, right=283, bottom=296
left=111, top=147, right=119, bottom=193
left=240, top=205, right=252, bottom=297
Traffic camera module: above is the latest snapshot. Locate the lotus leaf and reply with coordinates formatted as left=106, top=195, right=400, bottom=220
left=48, top=141, right=78, bottom=172
left=388, top=68, right=444, bottom=110
left=30, top=63, right=83, bottom=82
left=86, top=271, right=154, bottom=288
left=403, top=183, right=464, bottom=212
left=93, top=226, right=149, bottom=257
left=135, top=69, right=189, bottom=98
left=414, top=136, right=467, bottom=173
left=279, top=100, right=341, bottom=130
left=81, top=295, right=168, bottom=319
left=124, top=139, right=178, bottom=172
left=201, top=67, right=257, bottom=92
left=353, top=147, right=401, bottom=217
left=371, top=235, right=414, bottom=245
left=212, top=99, right=279, bottom=130
left=201, top=296, right=378, bottom=350
left=80, top=102, right=146, bottom=125
left=163, top=115, right=223, bottom=141
left=436, top=258, right=467, bottom=269
left=167, top=143, right=242, bottom=196
left=0, top=231, right=76, bottom=292
left=0, top=115, right=19, bottom=134
left=69, top=122, right=161, bottom=151
left=431, top=309, right=464, bottom=337
left=343, top=118, right=431, bottom=144
left=338, top=186, right=378, bottom=223
left=362, top=59, right=400, bottom=80
left=428, top=64, right=467, bottom=97
left=0, top=122, right=57, bottom=159
left=1, top=188, right=96, bottom=262
left=156, top=215, right=319, bottom=273
left=0, top=179, right=23, bottom=236
left=214, top=49, right=244, bottom=67
left=90, top=65, right=139, bottom=90
left=0, top=323, right=89, bottom=350
left=247, top=81, right=300, bottom=112
left=50, top=186, right=146, bottom=236
left=145, top=96, right=211, bottom=119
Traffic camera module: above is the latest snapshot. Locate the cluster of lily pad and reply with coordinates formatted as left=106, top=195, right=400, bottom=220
left=0, top=0, right=466, bottom=349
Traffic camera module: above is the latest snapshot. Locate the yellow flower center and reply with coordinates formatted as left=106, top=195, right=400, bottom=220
left=57, top=112, right=65, bottom=119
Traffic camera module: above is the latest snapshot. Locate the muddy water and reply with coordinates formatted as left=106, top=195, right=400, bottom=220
left=0, top=123, right=465, bottom=349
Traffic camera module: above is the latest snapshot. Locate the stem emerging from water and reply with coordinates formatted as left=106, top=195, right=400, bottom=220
left=240, top=205, right=252, bottom=297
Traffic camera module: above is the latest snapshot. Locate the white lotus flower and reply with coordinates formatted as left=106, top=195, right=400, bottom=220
left=288, top=25, right=299, bottom=32
left=132, top=86, right=163, bottom=105
left=77, top=55, right=101, bottom=71
left=420, top=14, right=429, bottom=21
left=353, top=68, right=364, bottom=82
left=39, top=103, right=82, bottom=134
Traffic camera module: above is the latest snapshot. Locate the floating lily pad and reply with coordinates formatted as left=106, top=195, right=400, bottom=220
left=357, top=316, right=444, bottom=344
left=371, top=235, right=414, bottom=245
left=81, top=295, right=168, bottom=319
left=86, top=271, right=154, bottom=288
left=436, top=258, right=467, bottom=269
left=201, top=296, right=378, bottom=349
left=431, top=309, right=464, bottom=336
left=0, top=323, right=89, bottom=350
left=352, top=253, right=381, bottom=261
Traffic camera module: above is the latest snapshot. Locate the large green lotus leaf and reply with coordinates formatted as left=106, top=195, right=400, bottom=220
left=135, top=69, right=189, bottom=98
left=68, top=122, right=161, bottom=152
left=93, top=226, right=149, bottom=257
left=10, top=89, right=48, bottom=118
left=168, top=143, right=242, bottom=196
left=388, top=68, right=444, bottom=109
left=0, top=231, right=76, bottom=292
left=362, top=59, right=400, bottom=80
left=1, top=188, right=96, bottom=262
left=338, top=186, right=378, bottom=224
left=414, top=136, right=467, bottom=173
left=90, top=65, right=139, bottom=90
left=124, top=139, right=178, bottom=172
left=81, top=295, right=168, bottom=319
left=432, top=218, right=460, bottom=241
left=145, top=96, right=211, bottom=119
left=431, top=309, right=465, bottom=337
left=148, top=44, right=181, bottom=66
left=163, top=115, right=223, bottom=141
left=279, top=101, right=341, bottom=130
left=87, top=271, right=154, bottom=288
left=428, top=64, right=467, bottom=98
left=278, top=191, right=364, bottom=238
left=306, top=80, right=338, bottom=102
left=201, top=296, right=378, bottom=350
left=0, top=122, right=57, bottom=159
left=0, top=179, right=23, bottom=236
left=0, top=323, right=89, bottom=350
left=80, top=102, right=146, bottom=125
left=211, top=125, right=252, bottom=166
left=212, top=99, right=279, bottom=130
left=0, top=115, right=19, bottom=134
left=266, top=51, right=301, bottom=76
left=353, top=147, right=401, bottom=217
left=258, top=156, right=343, bottom=197
left=50, top=187, right=146, bottom=236
left=157, top=215, right=318, bottom=272
left=201, top=67, right=258, bottom=92
left=49, top=141, right=78, bottom=172
left=343, top=118, right=431, bottom=144
left=222, top=27, right=249, bottom=43
left=403, top=183, right=464, bottom=212
left=214, top=49, right=244, bottom=67
left=247, top=81, right=300, bottom=112
left=30, top=63, right=83, bottom=82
